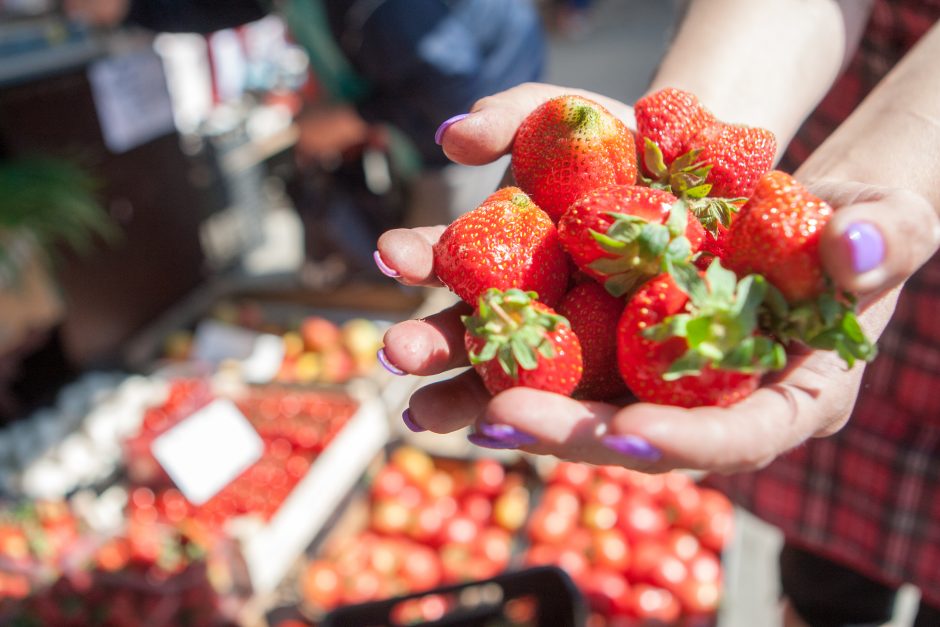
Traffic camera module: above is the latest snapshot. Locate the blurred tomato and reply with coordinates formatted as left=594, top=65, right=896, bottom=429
left=302, top=560, right=342, bottom=610
left=617, top=494, right=669, bottom=542
left=400, top=544, right=443, bottom=591
left=527, top=508, right=576, bottom=545
left=688, top=549, right=722, bottom=583
left=468, top=458, right=506, bottom=497
left=493, top=485, right=530, bottom=532
left=591, top=529, right=631, bottom=571
left=676, top=578, right=721, bottom=615
left=540, top=484, right=581, bottom=517
left=549, top=462, right=595, bottom=495
left=461, top=492, right=494, bottom=526
left=629, top=584, right=682, bottom=624
left=664, top=528, right=701, bottom=563
left=478, top=526, right=512, bottom=570
left=372, top=465, right=408, bottom=500
left=581, top=568, right=632, bottom=616
left=692, top=489, right=734, bottom=553
left=439, top=515, right=480, bottom=546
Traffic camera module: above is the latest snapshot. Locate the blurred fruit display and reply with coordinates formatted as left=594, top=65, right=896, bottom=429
left=161, top=300, right=386, bottom=386
left=123, top=379, right=359, bottom=529
left=0, top=497, right=246, bottom=626
left=294, top=445, right=534, bottom=620
left=523, top=463, right=732, bottom=625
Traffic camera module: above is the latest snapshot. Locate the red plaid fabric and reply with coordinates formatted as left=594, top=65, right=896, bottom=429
left=708, top=0, right=940, bottom=608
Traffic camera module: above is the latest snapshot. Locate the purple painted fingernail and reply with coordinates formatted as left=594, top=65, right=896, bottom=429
left=373, top=250, right=400, bottom=278
left=377, top=348, right=406, bottom=376
left=435, top=113, right=470, bottom=145
left=844, top=222, right=884, bottom=274
left=468, top=423, right=538, bottom=450
left=402, top=408, right=426, bottom=433
left=601, top=434, right=662, bottom=461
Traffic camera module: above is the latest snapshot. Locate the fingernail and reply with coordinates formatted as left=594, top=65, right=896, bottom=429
left=843, top=222, right=884, bottom=274
left=401, top=408, right=426, bottom=433
left=601, top=434, right=662, bottom=461
left=377, top=348, right=406, bottom=376
left=434, top=113, right=470, bottom=145
left=468, top=423, right=538, bottom=449
left=373, top=250, right=400, bottom=278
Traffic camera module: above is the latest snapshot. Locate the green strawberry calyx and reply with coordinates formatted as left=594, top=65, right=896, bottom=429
left=643, top=259, right=787, bottom=380
left=462, top=288, right=570, bottom=380
left=588, top=200, right=692, bottom=297
left=640, top=138, right=743, bottom=236
left=760, top=284, right=877, bottom=368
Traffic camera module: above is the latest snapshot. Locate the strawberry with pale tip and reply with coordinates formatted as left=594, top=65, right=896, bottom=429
left=433, top=187, right=570, bottom=308
left=511, top=94, right=638, bottom=222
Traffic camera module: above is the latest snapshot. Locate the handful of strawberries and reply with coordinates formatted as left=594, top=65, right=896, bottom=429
left=432, top=88, right=876, bottom=408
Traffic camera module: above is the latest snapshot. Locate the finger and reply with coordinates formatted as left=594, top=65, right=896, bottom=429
left=439, top=82, right=635, bottom=166
left=607, top=350, right=864, bottom=473
left=375, top=226, right=446, bottom=286
left=818, top=186, right=940, bottom=295
left=471, top=350, right=863, bottom=473
left=381, top=302, right=472, bottom=375
left=408, top=369, right=491, bottom=434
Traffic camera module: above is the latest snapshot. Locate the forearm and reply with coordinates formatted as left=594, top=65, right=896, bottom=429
left=649, top=0, right=873, bottom=151
left=796, top=23, right=940, bottom=214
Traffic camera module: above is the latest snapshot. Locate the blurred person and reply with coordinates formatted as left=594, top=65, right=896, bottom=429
left=64, top=0, right=546, bottom=266
left=374, top=1, right=940, bottom=625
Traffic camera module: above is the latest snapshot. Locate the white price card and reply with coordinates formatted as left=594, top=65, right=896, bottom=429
left=88, top=50, right=176, bottom=153
left=151, top=399, right=263, bottom=505
left=190, top=320, right=285, bottom=384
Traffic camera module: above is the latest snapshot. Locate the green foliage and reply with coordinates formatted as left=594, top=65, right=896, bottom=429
left=0, top=158, right=116, bottom=280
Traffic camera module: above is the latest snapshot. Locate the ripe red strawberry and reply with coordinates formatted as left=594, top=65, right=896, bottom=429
left=556, top=282, right=628, bottom=401
left=433, top=187, right=570, bottom=307
left=617, top=261, right=785, bottom=408
left=634, top=87, right=715, bottom=171
left=692, top=122, right=776, bottom=200
left=725, top=171, right=831, bottom=303
left=557, top=184, right=705, bottom=296
left=724, top=171, right=876, bottom=366
left=464, top=288, right=583, bottom=396
left=635, top=87, right=775, bottom=233
left=511, top=94, right=637, bottom=222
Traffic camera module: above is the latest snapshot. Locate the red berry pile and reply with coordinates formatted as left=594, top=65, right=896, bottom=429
left=125, top=380, right=358, bottom=527
left=297, top=446, right=532, bottom=617
left=523, top=462, right=732, bottom=624
left=429, top=89, right=875, bottom=407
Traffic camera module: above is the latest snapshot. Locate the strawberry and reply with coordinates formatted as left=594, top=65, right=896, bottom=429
left=635, top=87, right=775, bottom=234
left=725, top=170, right=876, bottom=366
left=692, top=121, right=777, bottom=200
left=617, top=261, right=785, bottom=408
left=556, top=281, right=629, bottom=401
left=433, top=187, right=570, bottom=308
left=634, top=87, right=715, bottom=171
left=557, top=184, right=705, bottom=296
left=511, top=94, right=637, bottom=222
left=726, top=171, right=831, bottom=302
left=464, top=288, right=583, bottom=396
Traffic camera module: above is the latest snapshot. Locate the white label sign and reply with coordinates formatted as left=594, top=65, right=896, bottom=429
left=190, top=320, right=285, bottom=384
left=88, top=50, right=176, bottom=153
left=151, top=399, right=263, bottom=505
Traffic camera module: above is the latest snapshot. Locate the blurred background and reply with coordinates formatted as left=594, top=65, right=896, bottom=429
left=0, top=1, right=825, bottom=626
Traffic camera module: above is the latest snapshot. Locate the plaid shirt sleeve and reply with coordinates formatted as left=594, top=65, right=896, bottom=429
left=709, top=0, right=940, bottom=608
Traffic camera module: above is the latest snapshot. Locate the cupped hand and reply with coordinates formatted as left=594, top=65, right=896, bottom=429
left=375, top=82, right=938, bottom=474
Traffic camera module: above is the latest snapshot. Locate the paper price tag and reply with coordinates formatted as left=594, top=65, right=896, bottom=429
left=190, top=320, right=285, bottom=384
left=151, top=399, right=263, bottom=505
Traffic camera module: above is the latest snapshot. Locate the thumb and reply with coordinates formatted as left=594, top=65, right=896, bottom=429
left=437, top=83, right=635, bottom=166
left=818, top=185, right=940, bottom=295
